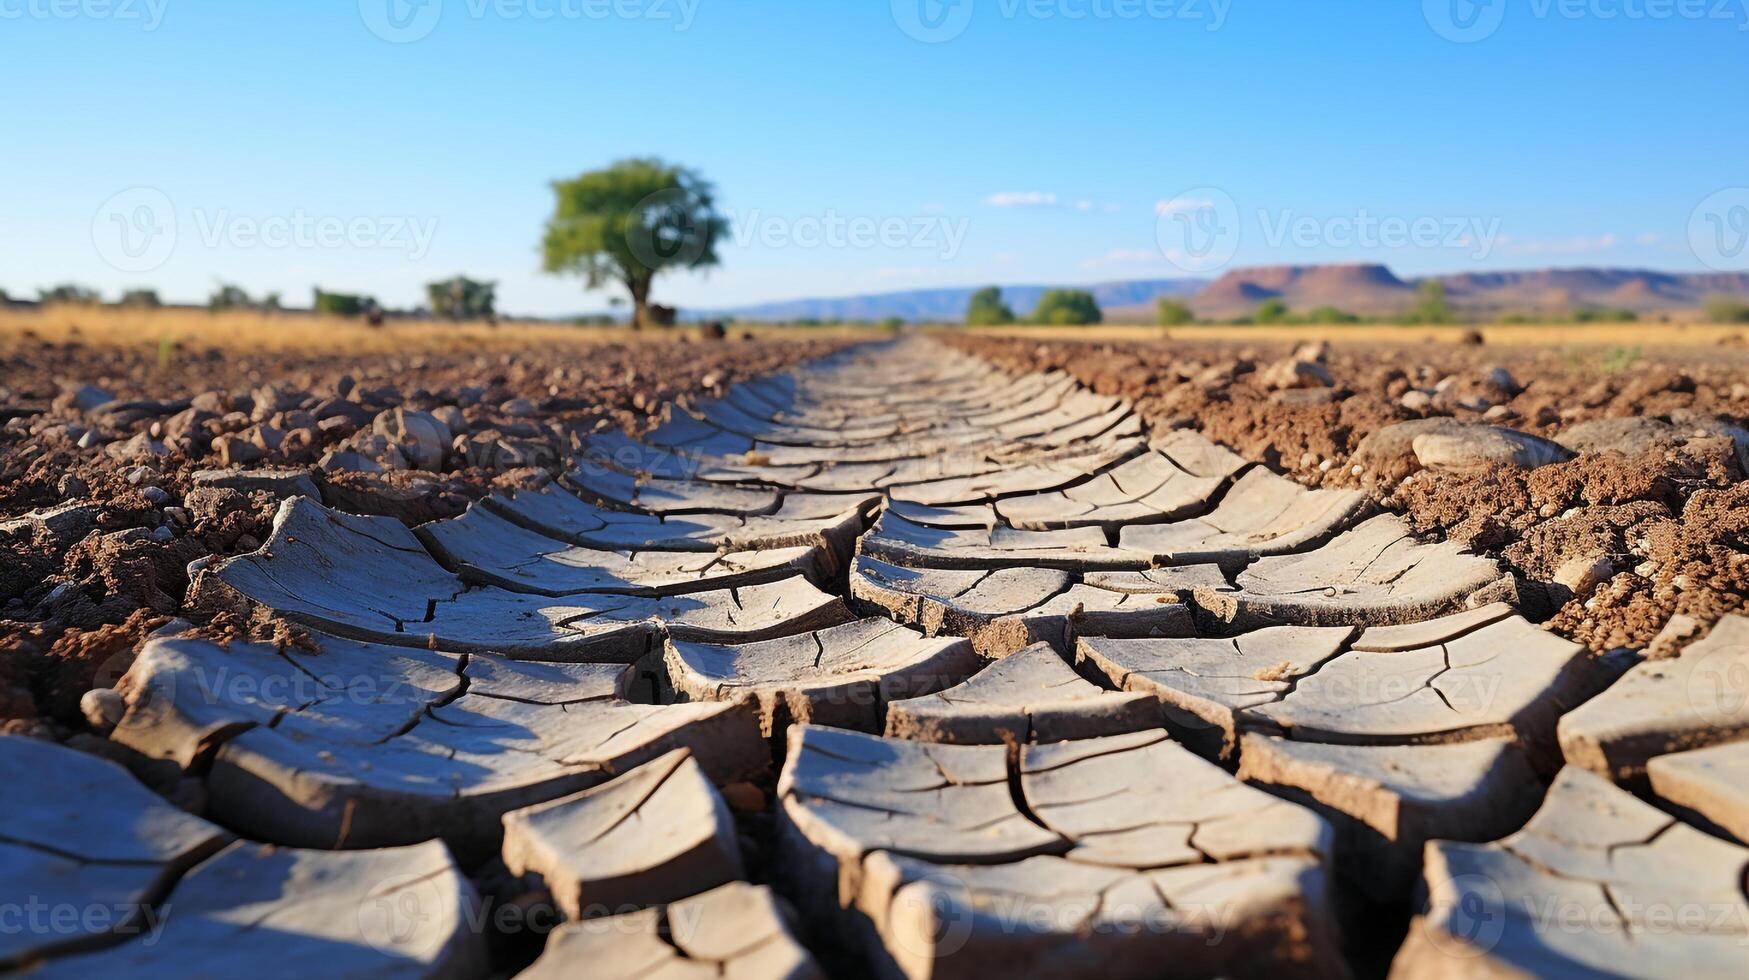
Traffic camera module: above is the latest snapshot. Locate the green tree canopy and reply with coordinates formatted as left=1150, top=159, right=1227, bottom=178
left=428, top=276, right=497, bottom=321
left=313, top=287, right=374, bottom=318
left=1255, top=299, right=1290, bottom=324
left=965, top=286, right=1016, bottom=326
left=1704, top=294, right=1749, bottom=323
left=1413, top=280, right=1453, bottom=324
left=1156, top=298, right=1194, bottom=326
left=39, top=284, right=100, bottom=305
left=542, top=158, right=727, bottom=329
left=1031, top=289, right=1102, bottom=325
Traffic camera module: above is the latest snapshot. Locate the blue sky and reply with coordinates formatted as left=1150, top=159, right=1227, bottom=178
left=2, top=0, right=1745, bottom=315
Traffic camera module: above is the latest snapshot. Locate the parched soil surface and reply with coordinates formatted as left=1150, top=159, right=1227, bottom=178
left=0, top=333, right=845, bottom=728
left=5, top=333, right=1749, bottom=979
left=945, top=332, right=1749, bottom=657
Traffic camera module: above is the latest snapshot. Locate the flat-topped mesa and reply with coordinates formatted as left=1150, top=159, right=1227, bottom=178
left=774, top=725, right=1345, bottom=980
left=110, top=632, right=769, bottom=860
left=662, top=618, right=982, bottom=737
left=192, top=496, right=851, bottom=662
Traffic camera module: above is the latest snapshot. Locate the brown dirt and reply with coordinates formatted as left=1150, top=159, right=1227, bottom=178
left=0, top=332, right=844, bottom=727
left=943, top=332, right=1749, bottom=657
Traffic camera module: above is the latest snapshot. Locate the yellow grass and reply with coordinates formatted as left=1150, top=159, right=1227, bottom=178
left=0, top=305, right=887, bottom=355
left=952, top=321, right=1749, bottom=349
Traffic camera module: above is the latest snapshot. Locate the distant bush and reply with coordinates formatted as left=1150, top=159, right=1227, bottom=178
left=1306, top=305, right=1357, bottom=325
left=427, top=276, right=497, bottom=321
left=1409, top=280, right=1453, bottom=324
left=1574, top=307, right=1638, bottom=323
left=1156, top=298, right=1194, bottom=326
left=881, top=316, right=905, bottom=331
left=39, top=284, right=101, bottom=305
left=1705, top=295, right=1749, bottom=323
left=119, top=289, right=162, bottom=308
left=1030, top=289, right=1102, bottom=325
left=966, top=286, right=1016, bottom=326
left=1255, top=299, right=1290, bottom=325
left=313, top=288, right=374, bottom=318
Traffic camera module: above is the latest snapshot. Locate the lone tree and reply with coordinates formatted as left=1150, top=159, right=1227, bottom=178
left=541, top=158, right=726, bottom=329
left=1031, top=289, right=1102, bottom=325
left=965, top=286, right=1016, bottom=326
left=1156, top=298, right=1193, bottom=326
left=428, top=276, right=497, bottom=321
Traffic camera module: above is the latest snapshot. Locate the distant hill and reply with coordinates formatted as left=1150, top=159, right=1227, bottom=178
left=1186, top=264, right=1749, bottom=321
left=685, top=266, right=1749, bottom=325
left=691, top=279, right=1206, bottom=324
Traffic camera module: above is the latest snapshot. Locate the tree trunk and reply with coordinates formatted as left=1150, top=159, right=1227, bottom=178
left=627, top=276, right=651, bottom=331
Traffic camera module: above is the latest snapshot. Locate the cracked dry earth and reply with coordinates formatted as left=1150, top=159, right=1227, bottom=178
left=8, top=337, right=1749, bottom=980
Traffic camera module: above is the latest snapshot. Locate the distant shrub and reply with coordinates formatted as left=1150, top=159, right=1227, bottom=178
left=1410, top=280, right=1453, bottom=324
left=966, top=286, right=1016, bottom=326
left=39, top=284, right=101, bottom=305
left=313, top=288, right=373, bottom=318
left=1574, top=307, right=1638, bottom=323
left=1306, top=305, right=1357, bottom=324
left=1030, top=289, right=1102, bottom=325
left=1705, top=295, right=1749, bottom=323
left=1156, top=298, right=1194, bottom=326
left=1255, top=299, right=1290, bottom=325
left=427, top=276, right=497, bottom=321
left=119, top=289, right=161, bottom=308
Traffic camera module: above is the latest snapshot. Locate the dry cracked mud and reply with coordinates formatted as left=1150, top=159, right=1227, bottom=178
left=5, top=335, right=1749, bottom=978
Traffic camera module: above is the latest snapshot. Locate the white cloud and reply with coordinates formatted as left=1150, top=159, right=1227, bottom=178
left=1635, top=232, right=1662, bottom=246
left=984, top=191, right=1059, bottom=208
left=1155, top=197, right=1216, bottom=216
